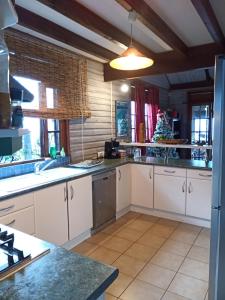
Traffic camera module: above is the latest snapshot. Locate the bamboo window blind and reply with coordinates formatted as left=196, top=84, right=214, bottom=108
left=5, top=29, right=91, bottom=119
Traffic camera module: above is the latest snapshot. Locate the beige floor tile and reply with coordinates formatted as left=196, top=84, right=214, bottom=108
left=138, top=214, right=159, bottom=223
left=158, top=218, right=180, bottom=228
left=105, top=293, right=117, bottom=300
left=168, top=273, right=208, bottom=300
left=126, top=219, right=153, bottom=233
left=161, top=240, right=191, bottom=256
left=138, top=263, right=175, bottom=289
left=151, top=250, right=185, bottom=271
left=122, top=211, right=141, bottom=221
left=88, top=246, right=121, bottom=265
left=72, top=241, right=97, bottom=256
left=188, top=245, right=210, bottom=264
left=178, top=223, right=202, bottom=233
left=115, top=227, right=143, bottom=242
left=113, top=255, right=146, bottom=277
left=138, top=231, right=166, bottom=249
left=194, top=229, right=210, bottom=249
left=102, top=236, right=133, bottom=253
left=125, top=243, right=157, bottom=262
left=162, top=291, right=190, bottom=300
left=179, top=258, right=209, bottom=282
left=103, top=222, right=124, bottom=235
left=107, top=272, right=133, bottom=298
left=120, top=279, right=165, bottom=300
left=170, top=228, right=199, bottom=244
left=148, top=224, right=175, bottom=238
left=87, top=232, right=111, bottom=245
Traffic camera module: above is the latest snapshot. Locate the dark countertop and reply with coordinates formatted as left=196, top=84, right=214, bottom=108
left=0, top=227, right=118, bottom=300
left=0, top=157, right=212, bottom=201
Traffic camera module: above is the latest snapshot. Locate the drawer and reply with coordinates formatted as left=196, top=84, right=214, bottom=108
left=0, top=206, right=35, bottom=235
left=0, top=193, right=34, bottom=217
left=187, top=169, right=212, bottom=180
left=154, top=166, right=186, bottom=177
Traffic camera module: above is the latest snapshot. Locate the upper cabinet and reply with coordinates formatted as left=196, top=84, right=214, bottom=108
left=67, top=176, right=93, bottom=240
left=34, top=183, right=68, bottom=245
left=116, top=165, right=131, bottom=213
left=131, top=164, right=153, bottom=209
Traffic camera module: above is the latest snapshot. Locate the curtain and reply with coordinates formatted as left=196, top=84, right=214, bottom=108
left=146, top=87, right=159, bottom=141
left=5, top=29, right=90, bottom=119
left=133, top=83, right=145, bottom=142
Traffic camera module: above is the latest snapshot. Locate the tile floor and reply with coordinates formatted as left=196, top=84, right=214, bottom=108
left=72, top=212, right=210, bottom=300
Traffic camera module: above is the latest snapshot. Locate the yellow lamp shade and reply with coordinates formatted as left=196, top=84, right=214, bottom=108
left=109, top=46, right=154, bottom=71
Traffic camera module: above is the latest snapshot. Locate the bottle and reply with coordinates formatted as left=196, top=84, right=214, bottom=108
left=60, top=147, right=66, bottom=157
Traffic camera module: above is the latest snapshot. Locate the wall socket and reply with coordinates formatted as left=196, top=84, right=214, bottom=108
left=97, top=151, right=104, bottom=159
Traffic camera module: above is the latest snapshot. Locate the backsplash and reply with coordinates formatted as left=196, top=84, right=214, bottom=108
left=0, top=156, right=70, bottom=180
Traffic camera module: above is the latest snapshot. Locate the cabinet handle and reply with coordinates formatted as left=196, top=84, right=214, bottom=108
left=5, top=219, right=15, bottom=226
left=163, top=170, right=175, bottom=174
left=182, top=181, right=186, bottom=193
left=0, top=205, right=15, bottom=213
left=188, top=182, right=192, bottom=194
left=149, top=169, right=152, bottom=179
left=198, top=173, right=212, bottom=178
left=118, top=169, right=121, bottom=181
left=70, top=185, right=74, bottom=200
left=64, top=187, right=67, bottom=202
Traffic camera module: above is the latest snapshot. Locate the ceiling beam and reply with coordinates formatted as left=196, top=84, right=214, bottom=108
left=191, top=0, right=225, bottom=48
left=15, top=5, right=117, bottom=61
left=37, top=0, right=156, bottom=59
left=170, top=80, right=214, bottom=90
left=116, top=0, right=188, bottom=57
left=104, top=43, right=224, bottom=81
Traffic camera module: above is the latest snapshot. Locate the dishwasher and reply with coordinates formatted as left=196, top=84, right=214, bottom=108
left=92, top=169, right=116, bottom=233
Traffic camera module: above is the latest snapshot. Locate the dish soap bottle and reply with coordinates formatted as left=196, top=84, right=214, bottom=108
left=60, top=147, right=66, bottom=157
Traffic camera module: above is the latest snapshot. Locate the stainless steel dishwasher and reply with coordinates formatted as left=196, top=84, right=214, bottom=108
left=92, top=169, right=116, bottom=233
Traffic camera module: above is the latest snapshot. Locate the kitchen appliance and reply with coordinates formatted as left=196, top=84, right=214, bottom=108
left=92, top=170, right=116, bottom=233
left=209, top=55, right=225, bottom=300
left=104, top=139, right=120, bottom=159
left=0, top=225, right=50, bottom=281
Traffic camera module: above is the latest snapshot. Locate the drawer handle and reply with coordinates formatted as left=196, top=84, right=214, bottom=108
left=5, top=219, right=15, bottom=226
left=64, top=187, right=68, bottom=202
left=198, top=173, right=212, bottom=178
left=188, top=182, right=192, bottom=193
left=149, top=169, right=152, bottom=180
left=118, top=169, right=121, bottom=181
left=164, top=170, right=176, bottom=174
left=182, top=181, right=186, bottom=193
left=0, top=205, right=15, bottom=213
left=70, top=185, right=74, bottom=200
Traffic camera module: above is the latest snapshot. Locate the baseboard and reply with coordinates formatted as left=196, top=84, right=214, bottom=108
left=116, top=206, right=130, bottom=219
left=130, top=205, right=211, bottom=228
left=62, top=229, right=91, bottom=250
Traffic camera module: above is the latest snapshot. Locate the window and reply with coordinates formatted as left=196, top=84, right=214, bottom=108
left=130, top=101, right=150, bottom=142
left=145, top=103, right=150, bottom=141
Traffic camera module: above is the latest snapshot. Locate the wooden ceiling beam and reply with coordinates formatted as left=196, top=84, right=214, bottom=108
left=191, top=0, right=225, bottom=49
left=104, top=43, right=223, bottom=81
left=15, top=5, right=116, bottom=61
left=37, top=0, right=156, bottom=59
left=116, top=0, right=188, bottom=57
left=170, top=80, right=214, bottom=90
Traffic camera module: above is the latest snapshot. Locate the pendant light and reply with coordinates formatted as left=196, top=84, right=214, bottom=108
left=109, top=11, right=154, bottom=71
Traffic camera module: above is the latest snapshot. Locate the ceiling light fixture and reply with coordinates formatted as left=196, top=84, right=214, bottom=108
left=109, top=11, right=154, bottom=71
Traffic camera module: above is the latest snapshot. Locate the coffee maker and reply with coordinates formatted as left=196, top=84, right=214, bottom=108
left=104, top=139, right=120, bottom=159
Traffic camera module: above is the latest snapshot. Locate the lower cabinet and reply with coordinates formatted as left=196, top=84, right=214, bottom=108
left=67, top=176, right=93, bottom=240
left=34, top=183, right=68, bottom=245
left=154, top=174, right=186, bottom=214
left=186, top=178, right=212, bottom=220
left=131, top=164, right=153, bottom=208
left=116, top=165, right=131, bottom=212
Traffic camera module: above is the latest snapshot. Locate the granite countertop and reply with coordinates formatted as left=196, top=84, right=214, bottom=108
left=0, top=157, right=212, bottom=201
left=0, top=227, right=118, bottom=300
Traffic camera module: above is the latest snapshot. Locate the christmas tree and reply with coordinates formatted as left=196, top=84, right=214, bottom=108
left=152, top=110, right=173, bottom=142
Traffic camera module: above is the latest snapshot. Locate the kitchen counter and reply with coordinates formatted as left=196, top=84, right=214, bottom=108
left=0, top=157, right=212, bottom=201
left=0, top=226, right=118, bottom=300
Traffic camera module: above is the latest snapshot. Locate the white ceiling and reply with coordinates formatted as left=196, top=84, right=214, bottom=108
left=210, top=0, right=225, bottom=36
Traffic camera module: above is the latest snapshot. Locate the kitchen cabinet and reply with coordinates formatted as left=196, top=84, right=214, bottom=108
left=131, top=164, right=153, bottom=208
left=186, top=171, right=212, bottom=220
left=154, top=169, right=186, bottom=214
left=34, top=183, right=68, bottom=245
left=116, top=165, right=131, bottom=212
left=67, top=176, right=93, bottom=240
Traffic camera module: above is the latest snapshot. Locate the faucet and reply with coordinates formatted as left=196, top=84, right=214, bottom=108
left=34, top=159, right=56, bottom=175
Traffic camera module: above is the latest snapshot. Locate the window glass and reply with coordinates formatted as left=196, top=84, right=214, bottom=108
left=131, top=101, right=136, bottom=142
left=46, top=87, right=54, bottom=109
left=47, top=119, right=60, bottom=153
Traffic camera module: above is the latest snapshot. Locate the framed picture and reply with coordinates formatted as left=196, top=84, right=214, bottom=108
left=115, top=100, right=131, bottom=139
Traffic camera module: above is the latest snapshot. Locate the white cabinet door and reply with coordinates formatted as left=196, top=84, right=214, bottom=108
left=67, top=176, right=93, bottom=240
left=131, top=164, right=153, bottom=208
left=116, top=165, right=131, bottom=212
left=34, top=183, right=68, bottom=245
left=186, top=178, right=212, bottom=220
left=154, top=174, right=186, bottom=214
